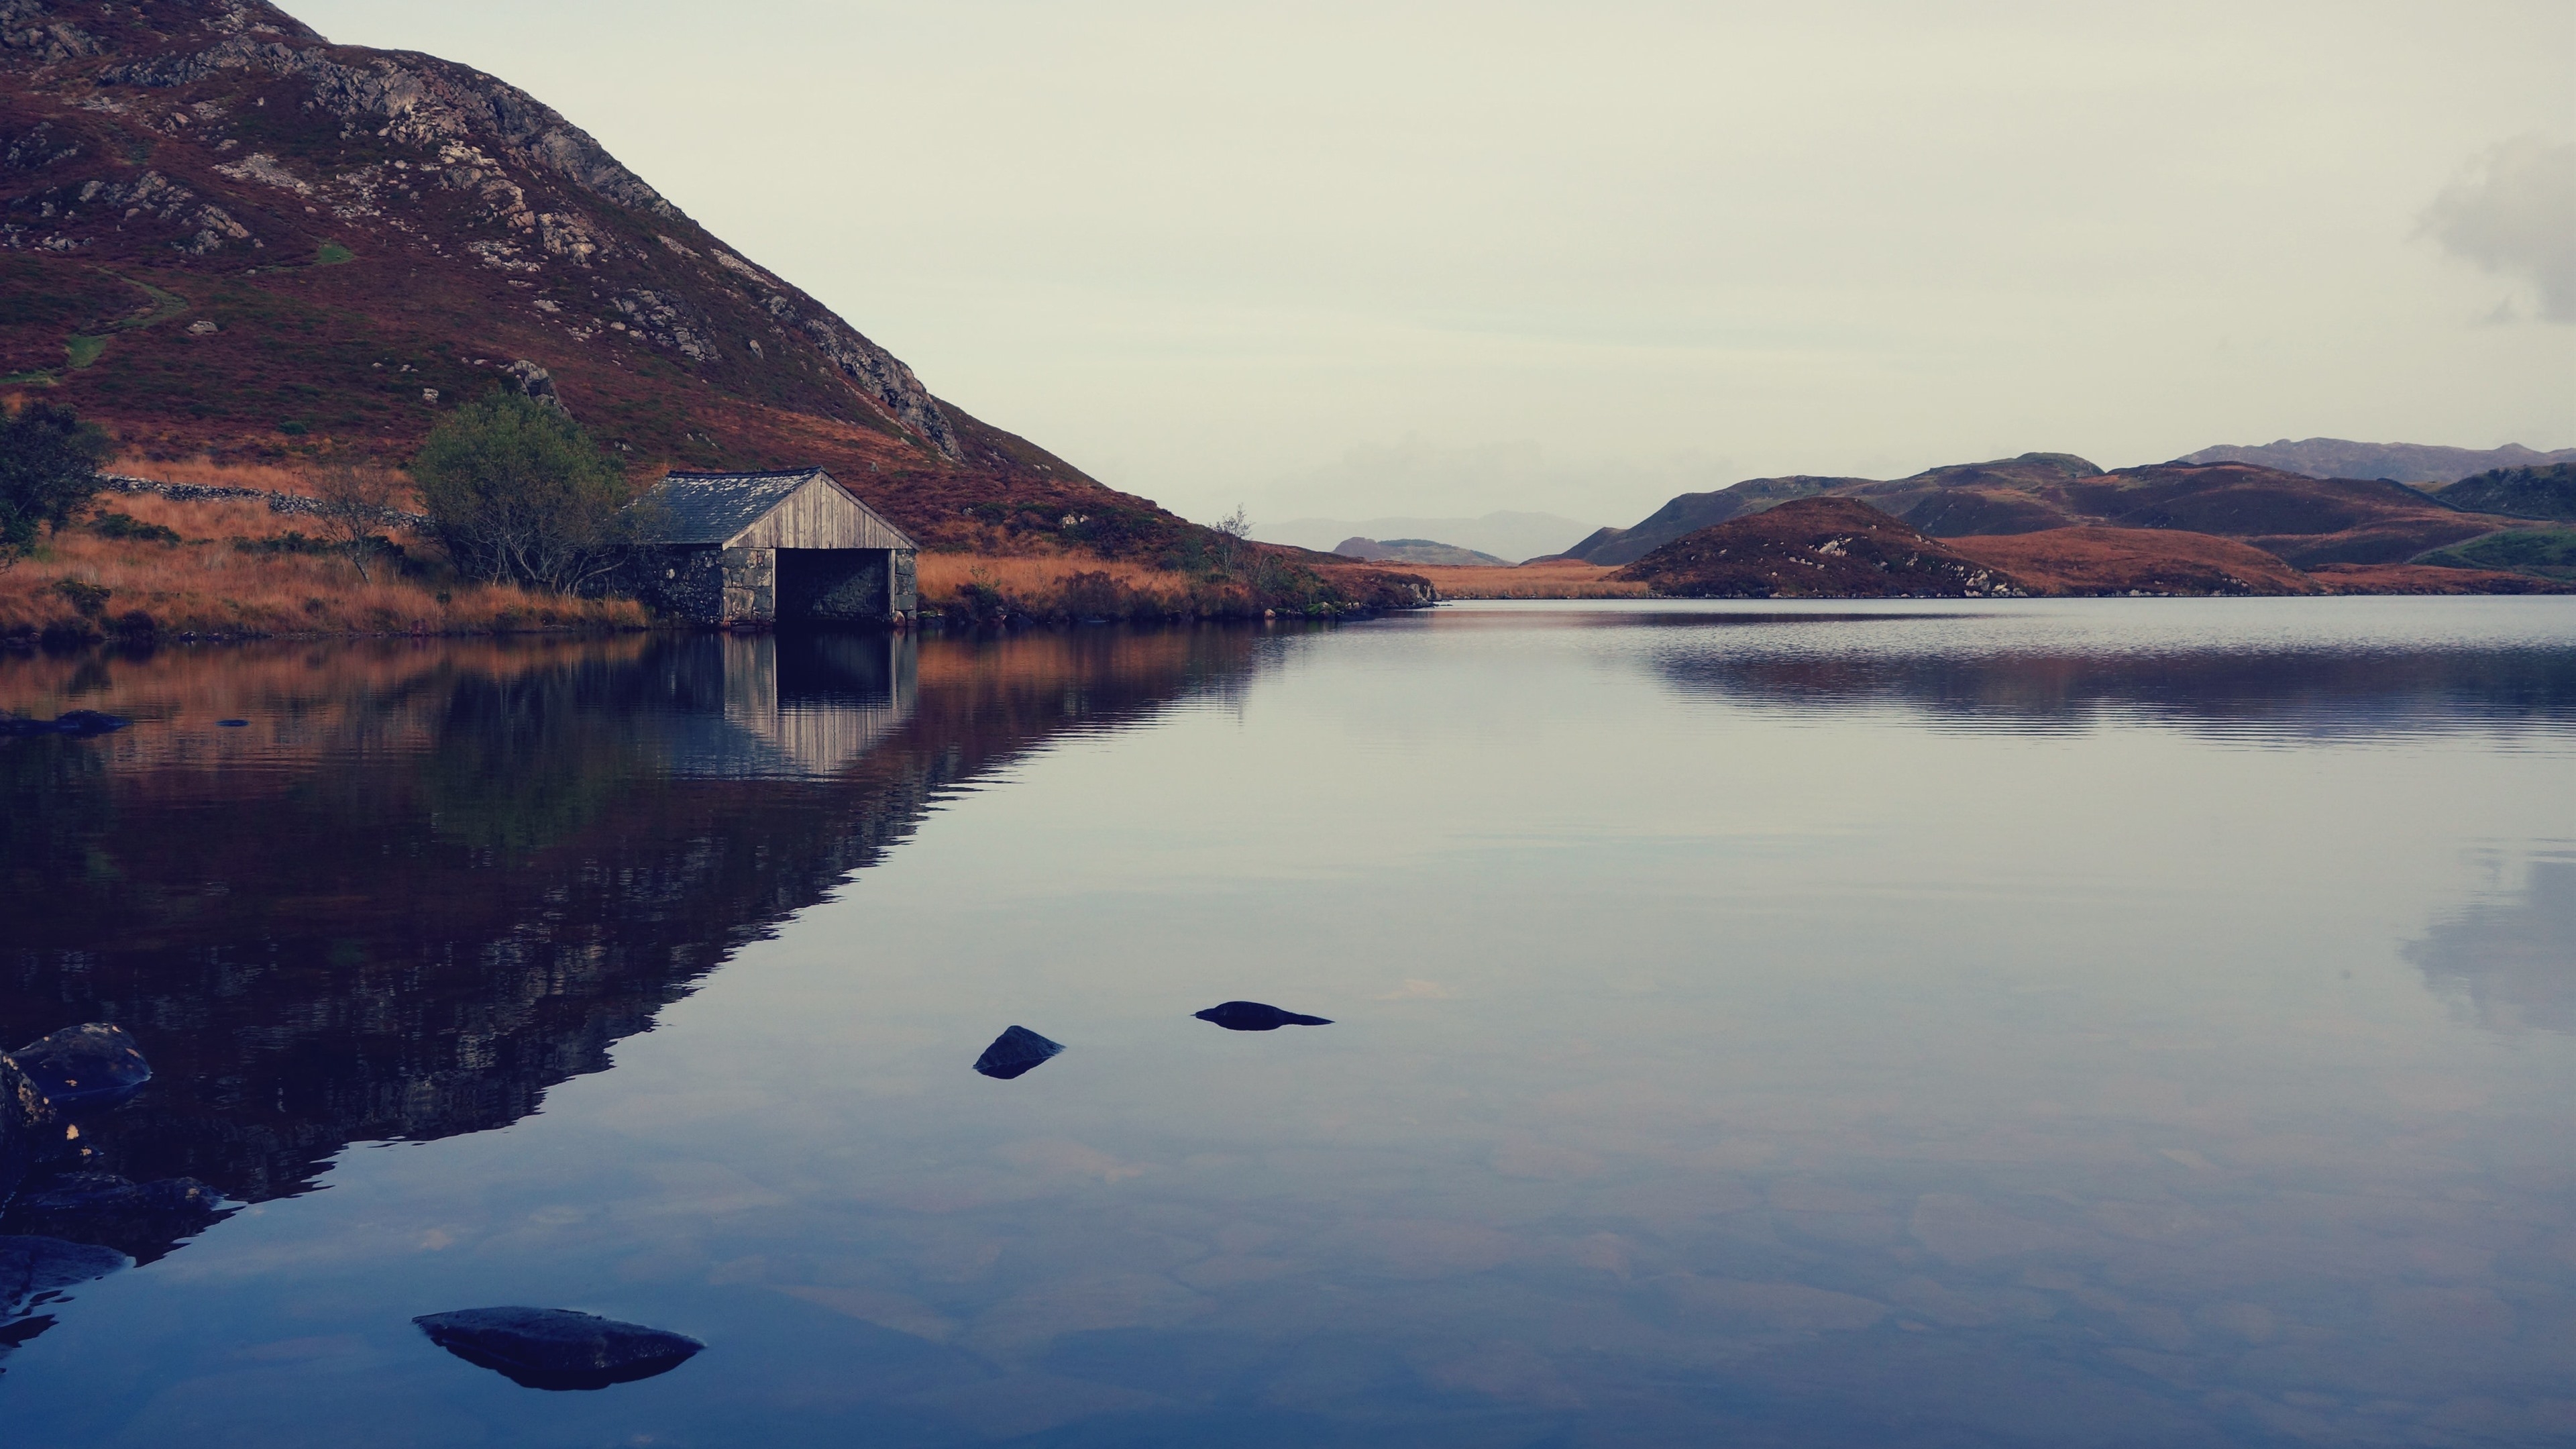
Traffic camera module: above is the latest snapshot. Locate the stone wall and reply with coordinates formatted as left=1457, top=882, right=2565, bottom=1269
left=99, top=474, right=429, bottom=531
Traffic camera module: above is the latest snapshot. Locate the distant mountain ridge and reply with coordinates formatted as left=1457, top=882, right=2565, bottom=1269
left=1556, top=451, right=2538, bottom=570
left=2177, top=439, right=2576, bottom=486
left=0, top=0, right=1198, bottom=553
left=1331, top=537, right=1509, bottom=567
left=1259, top=511, right=1601, bottom=562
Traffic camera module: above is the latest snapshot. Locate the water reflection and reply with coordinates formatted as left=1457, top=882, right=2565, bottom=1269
left=2407, top=856, right=2575, bottom=1034
left=0, top=629, right=1254, bottom=1270
left=1654, top=639, right=2576, bottom=739
left=0, top=604, right=2569, bottom=1446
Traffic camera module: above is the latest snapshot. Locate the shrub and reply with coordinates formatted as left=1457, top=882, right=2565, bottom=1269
left=413, top=390, right=635, bottom=593
left=0, top=401, right=111, bottom=567
left=90, top=511, right=182, bottom=543
left=50, top=578, right=110, bottom=617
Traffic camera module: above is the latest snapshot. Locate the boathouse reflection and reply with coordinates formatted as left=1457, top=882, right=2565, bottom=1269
left=0, top=629, right=1255, bottom=1222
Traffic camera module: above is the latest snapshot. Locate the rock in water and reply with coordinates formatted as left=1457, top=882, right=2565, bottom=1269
left=7, top=1025, right=153, bottom=1114
left=1193, top=1001, right=1334, bottom=1032
left=413, top=1307, right=703, bottom=1391
left=973, top=1026, right=1065, bottom=1080
left=0, top=1236, right=129, bottom=1316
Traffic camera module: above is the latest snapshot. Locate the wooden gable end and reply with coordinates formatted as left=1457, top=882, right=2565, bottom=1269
left=724, top=472, right=915, bottom=551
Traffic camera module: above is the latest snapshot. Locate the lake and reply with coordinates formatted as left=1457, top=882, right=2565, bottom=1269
left=1, top=599, right=2570, bottom=1448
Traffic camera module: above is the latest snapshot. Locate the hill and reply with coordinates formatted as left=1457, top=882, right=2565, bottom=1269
left=1332, top=536, right=1508, bottom=566
left=1944, top=528, right=2320, bottom=596
left=1259, top=511, right=1599, bottom=562
left=2176, top=439, right=2576, bottom=485
left=2438, top=464, right=2576, bottom=522
left=1609, top=498, right=2023, bottom=598
left=0, top=0, right=1203, bottom=556
left=1561, top=453, right=2538, bottom=571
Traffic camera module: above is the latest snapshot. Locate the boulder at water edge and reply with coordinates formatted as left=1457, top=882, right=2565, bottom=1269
left=9, top=1024, right=153, bottom=1114
left=414, top=1307, right=704, bottom=1391
left=0, top=1057, right=58, bottom=1203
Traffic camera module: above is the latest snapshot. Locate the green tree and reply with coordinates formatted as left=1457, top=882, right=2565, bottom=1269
left=413, top=390, right=635, bottom=592
left=0, top=402, right=112, bottom=569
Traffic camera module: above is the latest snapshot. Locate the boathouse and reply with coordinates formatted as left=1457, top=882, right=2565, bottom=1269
left=626, top=468, right=918, bottom=627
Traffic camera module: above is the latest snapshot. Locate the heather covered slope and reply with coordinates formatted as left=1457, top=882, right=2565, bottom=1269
left=1609, top=498, right=2024, bottom=598
left=0, top=0, right=1187, bottom=553
left=2178, top=438, right=2576, bottom=485
left=1564, top=453, right=2540, bottom=571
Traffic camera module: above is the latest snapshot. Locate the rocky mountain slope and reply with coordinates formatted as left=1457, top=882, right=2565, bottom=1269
left=1558, top=452, right=2541, bottom=570
left=2178, top=438, right=2576, bottom=486
left=0, top=0, right=1193, bottom=554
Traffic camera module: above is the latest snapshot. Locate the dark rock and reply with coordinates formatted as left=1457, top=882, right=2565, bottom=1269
left=7, top=1024, right=153, bottom=1114
left=0, top=1236, right=128, bottom=1316
left=414, top=1306, right=704, bottom=1391
left=973, top=1025, right=1065, bottom=1080
left=1193, top=1001, right=1334, bottom=1031
left=215, top=718, right=250, bottom=727
left=0, top=1057, right=56, bottom=1203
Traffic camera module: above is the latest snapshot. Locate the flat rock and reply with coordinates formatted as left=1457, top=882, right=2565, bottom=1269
left=973, top=1025, right=1065, bottom=1080
left=414, top=1306, right=703, bottom=1391
left=8, top=1024, right=152, bottom=1114
left=1193, top=1001, right=1333, bottom=1032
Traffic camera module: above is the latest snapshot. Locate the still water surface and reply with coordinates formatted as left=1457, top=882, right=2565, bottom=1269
left=1, top=600, right=2571, bottom=1446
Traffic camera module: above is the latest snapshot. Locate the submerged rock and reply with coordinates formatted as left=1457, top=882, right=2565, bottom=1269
left=973, top=1025, right=1065, bottom=1080
left=0, top=711, right=133, bottom=738
left=413, top=1306, right=704, bottom=1391
left=0, top=1236, right=129, bottom=1315
left=1193, top=1001, right=1334, bottom=1032
left=7, top=1024, right=152, bottom=1114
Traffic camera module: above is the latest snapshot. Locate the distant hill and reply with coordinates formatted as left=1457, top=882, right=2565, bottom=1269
left=1562, top=453, right=2536, bottom=570
left=1333, top=537, right=1509, bottom=567
left=1260, top=511, right=1601, bottom=562
left=1609, top=498, right=2022, bottom=598
left=0, top=0, right=1197, bottom=555
left=2176, top=439, right=2576, bottom=485
left=1608, top=498, right=2567, bottom=600
left=1947, top=528, right=2320, bottom=596
left=2438, top=464, right=2576, bottom=521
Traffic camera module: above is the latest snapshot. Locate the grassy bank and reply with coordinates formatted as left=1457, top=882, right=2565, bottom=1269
left=915, top=549, right=1431, bottom=625
left=2, top=476, right=645, bottom=646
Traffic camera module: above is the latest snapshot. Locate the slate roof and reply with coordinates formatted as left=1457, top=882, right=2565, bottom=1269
left=629, top=468, right=831, bottom=545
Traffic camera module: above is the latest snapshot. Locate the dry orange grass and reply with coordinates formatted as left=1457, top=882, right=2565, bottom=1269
left=1316, top=559, right=1644, bottom=600
left=91, top=490, right=384, bottom=543
left=914, top=553, right=1192, bottom=605
left=4, top=507, right=642, bottom=638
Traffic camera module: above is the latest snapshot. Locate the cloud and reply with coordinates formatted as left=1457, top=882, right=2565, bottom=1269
left=2420, top=135, right=2576, bottom=323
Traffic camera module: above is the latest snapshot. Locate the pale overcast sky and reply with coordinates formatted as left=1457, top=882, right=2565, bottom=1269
left=294, top=1, right=2576, bottom=527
